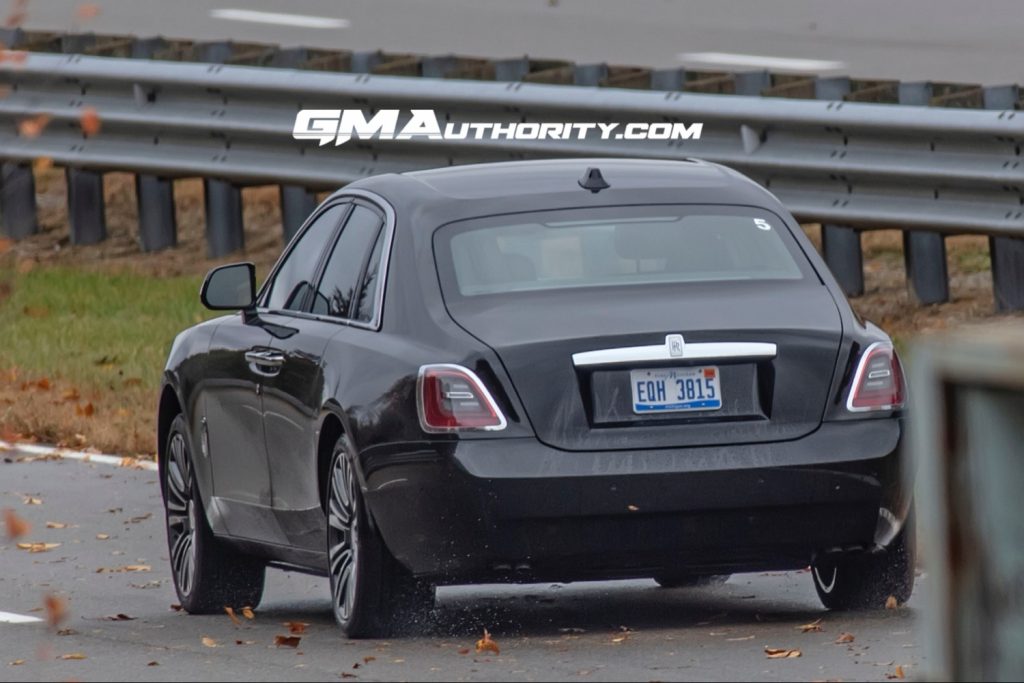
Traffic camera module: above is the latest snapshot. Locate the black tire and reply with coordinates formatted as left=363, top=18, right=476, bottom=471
left=654, top=573, right=731, bottom=589
left=812, top=512, right=915, bottom=610
left=163, top=415, right=265, bottom=614
left=326, top=435, right=434, bottom=638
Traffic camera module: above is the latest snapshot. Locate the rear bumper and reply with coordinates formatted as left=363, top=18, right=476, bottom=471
left=361, top=418, right=908, bottom=583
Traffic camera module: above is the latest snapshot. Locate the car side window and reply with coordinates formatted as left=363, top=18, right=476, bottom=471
left=264, top=204, right=348, bottom=311
left=310, top=204, right=384, bottom=320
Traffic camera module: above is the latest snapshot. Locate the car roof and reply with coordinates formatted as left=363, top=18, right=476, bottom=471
left=338, top=158, right=785, bottom=227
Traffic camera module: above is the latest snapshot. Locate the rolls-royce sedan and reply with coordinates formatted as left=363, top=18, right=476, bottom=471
left=158, top=158, right=912, bottom=637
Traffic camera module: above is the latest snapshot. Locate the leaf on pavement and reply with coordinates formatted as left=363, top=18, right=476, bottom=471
left=59, top=652, right=87, bottom=660
left=274, top=635, right=301, bottom=648
left=103, top=614, right=135, bottom=621
left=224, top=606, right=241, bottom=626
left=3, top=508, right=31, bottom=539
left=43, top=593, right=68, bottom=628
left=835, top=632, right=855, bottom=644
left=885, top=595, right=899, bottom=609
left=886, top=664, right=907, bottom=679
left=9, top=659, right=25, bottom=665
left=241, top=606, right=255, bottom=620
left=45, top=522, right=67, bottom=529
left=201, top=636, right=219, bottom=648
left=798, top=618, right=823, bottom=632
left=95, top=533, right=109, bottom=540
left=95, top=564, right=150, bottom=573
left=147, top=661, right=159, bottom=667
left=17, top=542, right=60, bottom=553
left=476, top=629, right=500, bottom=655
left=23, top=496, right=42, bottom=505
left=170, top=604, right=183, bottom=612
left=764, top=647, right=802, bottom=659
left=284, top=621, right=308, bottom=634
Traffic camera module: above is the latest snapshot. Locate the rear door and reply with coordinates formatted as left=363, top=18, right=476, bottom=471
left=260, top=201, right=386, bottom=551
left=434, top=205, right=844, bottom=451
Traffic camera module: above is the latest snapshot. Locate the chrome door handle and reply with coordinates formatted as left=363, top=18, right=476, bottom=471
left=245, top=350, right=285, bottom=368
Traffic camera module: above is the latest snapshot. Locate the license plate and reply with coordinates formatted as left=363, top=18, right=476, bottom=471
left=630, top=366, right=722, bottom=414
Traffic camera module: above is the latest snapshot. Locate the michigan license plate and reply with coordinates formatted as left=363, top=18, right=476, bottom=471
left=630, top=366, right=722, bottom=414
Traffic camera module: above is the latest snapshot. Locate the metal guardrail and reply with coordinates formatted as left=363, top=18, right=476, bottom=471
left=0, top=36, right=1022, bottom=309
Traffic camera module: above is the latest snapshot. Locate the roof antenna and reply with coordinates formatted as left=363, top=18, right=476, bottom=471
left=578, top=167, right=610, bottom=193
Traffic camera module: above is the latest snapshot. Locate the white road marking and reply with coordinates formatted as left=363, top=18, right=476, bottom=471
left=676, top=51, right=845, bottom=73
left=0, top=611, right=43, bottom=624
left=0, top=440, right=157, bottom=472
left=209, top=8, right=350, bottom=29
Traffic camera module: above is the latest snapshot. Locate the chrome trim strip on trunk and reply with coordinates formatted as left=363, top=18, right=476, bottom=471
left=572, top=335, right=777, bottom=367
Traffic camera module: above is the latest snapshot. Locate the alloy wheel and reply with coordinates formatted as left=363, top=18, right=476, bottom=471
left=328, top=452, right=360, bottom=624
left=165, top=431, right=197, bottom=597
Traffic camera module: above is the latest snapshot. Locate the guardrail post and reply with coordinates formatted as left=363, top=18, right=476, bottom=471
left=130, top=38, right=177, bottom=252
left=899, top=82, right=949, bottom=305
left=815, top=77, right=865, bottom=297
left=0, top=162, right=38, bottom=239
left=279, top=186, right=316, bottom=242
left=198, top=42, right=245, bottom=257
left=983, top=86, right=1024, bottom=311
left=66, top=167, right=107, bottom=246
left=204, top=178, right=244, bottom=257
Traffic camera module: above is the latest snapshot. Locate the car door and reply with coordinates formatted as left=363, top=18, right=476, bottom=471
left=207, top=201, right=349, bottom=543
left=259, top=200, right=387, bottom=551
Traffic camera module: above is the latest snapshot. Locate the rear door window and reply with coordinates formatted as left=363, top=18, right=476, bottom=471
left=310, top=204, right=384, bottom=320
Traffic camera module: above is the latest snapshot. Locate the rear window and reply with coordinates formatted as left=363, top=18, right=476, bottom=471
left=436, top=206, right=807, bottom=298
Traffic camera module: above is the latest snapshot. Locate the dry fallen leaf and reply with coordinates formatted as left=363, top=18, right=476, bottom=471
left=886, top=664, right=907, bottom=680
left=76, top=3, right=101, bottom=21
left=798, top=618, right=823, bottom=633
left=23, top=496, right=42, bottom=505
left=79, top=107, right=101, bottom=137
left=885, top=595, right=899, bottom=609
left=835, top=632, right=856, bottom=644
left=95, top=565, right=150, bottom=573
left=147, top=661, right=159, bottom=667
left=103, top=614, right=135, bottom=622
left=764, top=647, right=802, bottom=659
left=726, top=635, right=755, bottom=642
left=201, top=636, right=219, bottom=648
left=274, top=635, right=301, bottom=648
left=284, top=621, right=308, bottom=635
left=611, top=634, right=628, bottom=643
left=17, top=114, right=50, bottom=138
left=235, top=640, right=255, bottom=646
left=17, top=542, right=60, bottom=553
left=59, top=652, right=86, bottom=660
left=95, top=533, right=110, bottom=540
left=43, top=593, right=68, bottom=628
left=363, top=656, right=376, bottom=664
left=224, top=606, right=241, bottom=626
left=241, top=606, right=255, bottom=620
left=3, top=508, right=31, bottom=539
left=170, top=604, right=183, bottom=612
left=9, top=659, right=25, bottom=665
left=45, top=522, right=67, bottom=529
left=476, top=629, right=500, bottom=655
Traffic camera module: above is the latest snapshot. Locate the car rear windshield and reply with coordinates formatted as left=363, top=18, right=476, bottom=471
left=435, top=205, right=808, bottom=298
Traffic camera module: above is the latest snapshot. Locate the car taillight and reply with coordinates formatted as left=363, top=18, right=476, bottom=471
left=417, top=364, right=508, bottom=433
left=846, top=342, right=905, bottom=412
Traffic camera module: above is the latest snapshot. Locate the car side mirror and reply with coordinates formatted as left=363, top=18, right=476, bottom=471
left=201, top=262, right=256, bottom=311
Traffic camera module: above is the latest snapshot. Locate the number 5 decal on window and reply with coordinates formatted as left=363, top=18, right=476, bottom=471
left=754, top=218, right=772, bottom=231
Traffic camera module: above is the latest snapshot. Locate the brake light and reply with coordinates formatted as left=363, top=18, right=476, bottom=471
left=417, top=364, right=508, bottom=432
left=846, top=342, right=905, bottom=412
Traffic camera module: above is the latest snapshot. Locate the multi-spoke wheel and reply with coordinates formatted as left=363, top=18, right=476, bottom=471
left=162, top=415, right=265, bottom=614
left=327, top=434, right=434, bottom=638
left=812, top=508, right=915, bottom=610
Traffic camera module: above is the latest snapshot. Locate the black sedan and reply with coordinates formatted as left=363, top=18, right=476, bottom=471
left=158, top=158, right=913, bottom=637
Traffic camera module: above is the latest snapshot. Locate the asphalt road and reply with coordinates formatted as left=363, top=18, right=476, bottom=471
left=1, top=456, right=924, bottom=682
left=16, top=0, right=1024, bottom=85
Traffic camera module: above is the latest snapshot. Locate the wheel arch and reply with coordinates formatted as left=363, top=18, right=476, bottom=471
left=316, top=404, right=350, bottom=515
left=157, top=378, right=184, bottom=497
